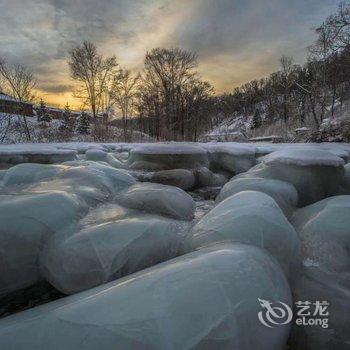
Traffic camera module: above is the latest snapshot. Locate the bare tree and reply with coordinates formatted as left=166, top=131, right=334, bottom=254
left=0, top=58, right=36, bottom=141
left=68, top=41, right=118, bottom=119
left=110, top=68, right=140, bottom=141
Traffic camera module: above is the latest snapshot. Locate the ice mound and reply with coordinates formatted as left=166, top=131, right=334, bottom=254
left=216, top=177, right=298, bottom=217
left=127, top=143, right=209, bottom=170
left=207, top=143, right=256, bottom=175
left=188, top=191, right=300, bottom=279
left=290, top=196, right=350, bottom=349
left=2, top=163, right=68, bottom=186
left=0, top=244, right=292, bottom=350
left=117, top=182, right=195, bottom=220
left=151, top=168, right=196, bottom=190
left=0, top=145, right=77, bottom=164
left=85, top=148, right=108, bottom=162
left=40, top=214, right=189, bottom=294
left=194, top=166, right=228, bottom=187
left=27, top=162, right=136, bottom=206
left=238, top=148, right=345, bottom=206
left=0, top=191, right=87, bottom=297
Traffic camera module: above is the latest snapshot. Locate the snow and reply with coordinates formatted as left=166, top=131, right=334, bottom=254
left=0, top=244, right=292, bottom=350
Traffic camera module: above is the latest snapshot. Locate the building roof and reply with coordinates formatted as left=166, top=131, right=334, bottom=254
left=0, top=92, right=18, bottom=102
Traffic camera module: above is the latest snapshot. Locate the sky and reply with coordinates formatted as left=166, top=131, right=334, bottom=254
left=0, top=0, right=339, bottom=108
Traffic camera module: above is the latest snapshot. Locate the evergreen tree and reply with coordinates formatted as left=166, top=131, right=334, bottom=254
left=61, top=103, right=75, bottom=132
left=251, top=109, right=262, bottom=129
left=37, top=99, right=51, bottom=123
left=77, top=112, right=90, bottom=134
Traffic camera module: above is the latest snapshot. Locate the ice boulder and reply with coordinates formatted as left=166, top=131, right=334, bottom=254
left=0, top=244, right=292, bottom=350
left=27, top=162, right=136, bottom=206
left=40, top=214, right=190, bottom=294
left=127, top=144, right=209, bottom=170
left=0, top=146, right=77, bottom=164
left=290, top=196, right=350, bottom=349
left=194, top=166, right=228, bottom=187
left=0, top=191, right=86, bottom=297
left=238, top=148, right=345, bottom=206
left=216, top=177, right=298, bottom=218
left=117, top=183, right=195, bottom=220
left=2, top=163, right=67, bottom=187
left=151, top=169, right=196, bottom=190
left=188, top=191, right=300, bottom=279
left=85, top=148, right=108, bottom=162
left=207, top=143, right=256, bottom=175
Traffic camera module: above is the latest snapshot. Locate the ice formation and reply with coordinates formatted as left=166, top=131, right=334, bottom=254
left=237, top=148, right=345, bottom=206
left=188, top=191, right=300, bottom=279
left=216, top=177, right=298, bottom=217
left=0, top=191, right=86, bottom=297
left=0, top=244, right=292, bottom=350
left=40, top=213, right=189, bottom=294
left=290, top=196, right=350, bottom=349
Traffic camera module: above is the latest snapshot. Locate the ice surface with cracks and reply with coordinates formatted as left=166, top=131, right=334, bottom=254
left=117, top=182, right=196, bottom=220
left=40, top=213, right=190, bottom=294
left=127, top=143, right=209, bottom=170
left=290, top=196, right=350, bottom=349
left=0, top=244, right=292, bottom=350
left=0, top=191, right=87, bottom=297
left=206, top=143, right=257, bottom=175
left=188, top=191, right=300, bottom=280
left=216, top=177, right=298, bottom=218
left=237, top=148, right=345, bottom=206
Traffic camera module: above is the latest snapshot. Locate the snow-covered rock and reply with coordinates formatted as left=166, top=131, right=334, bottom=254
left=151, top=169, right=196, bottom=190
left=188, top=191, right=300, bottom=279
left=290, top=196, right=350, bottom=349
left=0, top=244, right=292, bottom=350
left=194, top=166, right=228, bottom=187
left=207, top=143, right=256, bottom=175
left=85, top=148, right=108, bottom=162
left=216, top=177, right=298, bottom=217
left=0, top=146, right=77, bottom=164
left=0, top=191, right=86, bottom=297
left=127, top=143, right=209, bottom=170
left=238, top=148, right=345, bottom=206
left=117, top=183, right=195, bottom=220
left=40, top=214, right=189, bottom=294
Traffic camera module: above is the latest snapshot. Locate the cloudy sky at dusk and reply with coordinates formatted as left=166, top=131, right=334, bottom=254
left=0, top=0, right=338, bottom=108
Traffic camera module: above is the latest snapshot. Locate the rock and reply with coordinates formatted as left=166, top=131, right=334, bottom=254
left=0, top=191, right=87, bottom=298
left=216, top=177, right=298, bottom=218
left=188, top=191, right=300, bottom=280
left=151, top=169, right=196, bottom=190
left=40, top=214, right=189, bottom=294
left=290, top=196, right=350, bottom=349
left=238, top=148, right=345, bottom=207
left=0, top=244, right=292, bottom=350
left=117, top=183, right=195, bottom=220
left=192, top=186, right=222, bottom=200
left=194, top=166, right=228, bottom=187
